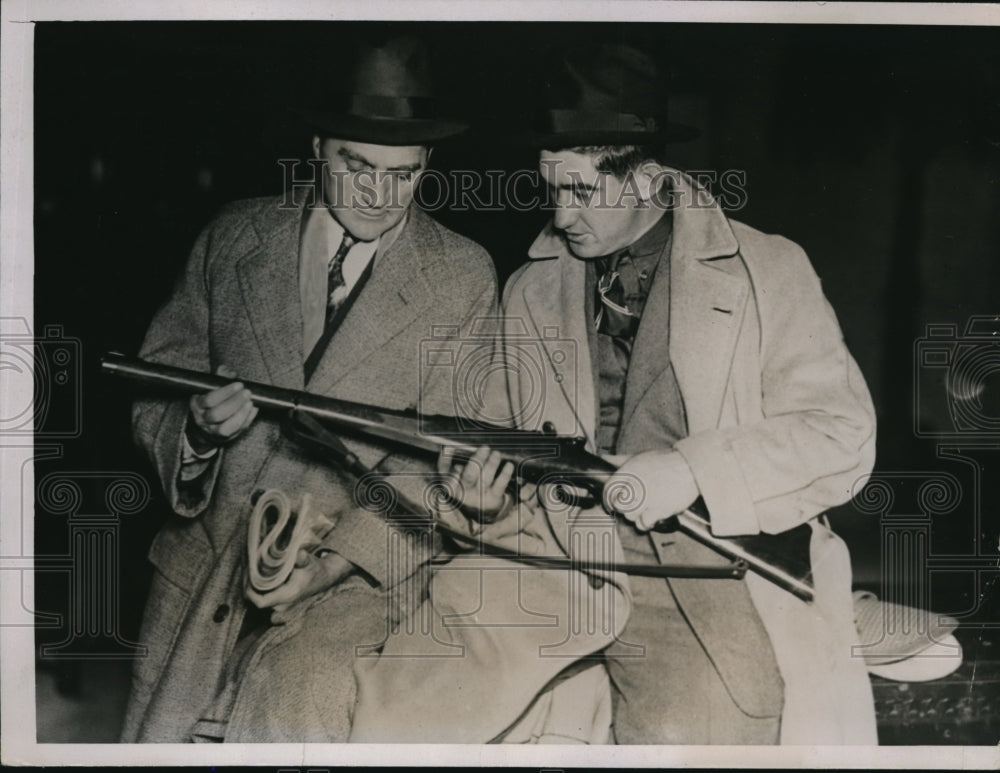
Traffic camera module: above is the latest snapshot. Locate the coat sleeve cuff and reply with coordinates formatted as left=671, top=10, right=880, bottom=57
left=674, top=430, right=760, bottom=537
left=154, top=401, right=222, bottom=517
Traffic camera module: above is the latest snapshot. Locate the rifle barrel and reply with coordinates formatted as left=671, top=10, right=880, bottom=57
left=102, top=352, right=618, bottom=479
left=102, top=353, right=447, bottom=456
left=102, top=352, right=815, bottom=601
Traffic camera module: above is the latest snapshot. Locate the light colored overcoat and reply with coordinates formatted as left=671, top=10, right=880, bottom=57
left=495, top=169, right=879, bottom=744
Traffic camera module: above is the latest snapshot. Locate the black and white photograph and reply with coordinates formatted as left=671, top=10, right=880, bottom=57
left=1, top=1, right=999, bottom=768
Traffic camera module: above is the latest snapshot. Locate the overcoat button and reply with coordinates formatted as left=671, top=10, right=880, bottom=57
left=212, top=604, right=230, bottom=623
left=542, top=421, right=557, bottom=435
left=588, top=575, right=605, bottom=590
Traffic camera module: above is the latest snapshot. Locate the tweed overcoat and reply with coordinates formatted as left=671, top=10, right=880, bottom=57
left=121, top=189, right=497, bottom=742
left=494, top=170, right=879, bottom=743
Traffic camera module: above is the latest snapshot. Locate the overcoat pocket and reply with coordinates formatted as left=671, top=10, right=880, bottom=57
left=134, top=522, right=212, bottom=689
left=147, top=519, right=212, bottom=592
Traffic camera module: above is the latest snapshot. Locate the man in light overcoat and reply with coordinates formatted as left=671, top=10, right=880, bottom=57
left=410, top=43, right=881, bottom=745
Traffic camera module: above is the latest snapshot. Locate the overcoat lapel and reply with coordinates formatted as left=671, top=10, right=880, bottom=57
left=523, top=225, right=597, bottom=446
left=619, top=237, right=673, bottom=431
left=665, top=252, right=747, bottom=435
left=305, top=208, right=438, bottom=398
left=235, top=191, right=439, bottom=399
left=626, top=171, right=747, bottom=437
left=523, top=171, right=749, bottom=445
left=236, top=195, right=308, bottom=390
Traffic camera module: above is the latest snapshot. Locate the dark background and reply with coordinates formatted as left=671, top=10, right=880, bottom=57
left=30, top=21, right=1000, bottom=743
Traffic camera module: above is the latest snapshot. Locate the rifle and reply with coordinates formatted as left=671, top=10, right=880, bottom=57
left=101, top=352, right=815, bottom=601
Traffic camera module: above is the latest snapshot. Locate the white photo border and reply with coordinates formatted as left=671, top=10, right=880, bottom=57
left=3, top=1, right=999, bottom=768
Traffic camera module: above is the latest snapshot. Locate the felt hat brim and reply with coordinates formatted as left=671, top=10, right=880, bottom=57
left=297, top=108, right=469, bottom=146
left=512, top=123, right=699, bottom=150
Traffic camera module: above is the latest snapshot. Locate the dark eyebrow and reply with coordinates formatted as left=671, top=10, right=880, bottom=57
left=548, top=181, right=598, bottom=193
left=337, top=147, right=423, bottom=173
left=337, top=148, right=375, bottom=167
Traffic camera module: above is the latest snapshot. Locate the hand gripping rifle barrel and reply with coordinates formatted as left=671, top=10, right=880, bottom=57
left=101, top=352, right=815, bottom=601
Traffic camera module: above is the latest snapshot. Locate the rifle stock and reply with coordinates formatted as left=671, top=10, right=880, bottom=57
left=102, top=352, right=815, bottom=600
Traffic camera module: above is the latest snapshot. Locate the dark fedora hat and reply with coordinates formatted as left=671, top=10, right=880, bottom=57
left=298, top=35, right=468, bottom=146
left=521, top=43, right=698, bottom=149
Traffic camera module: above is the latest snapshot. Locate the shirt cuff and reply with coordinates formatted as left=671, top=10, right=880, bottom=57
left=181, top=431, right=219, bottom=462
left=179, top=430, right=219, bottom=482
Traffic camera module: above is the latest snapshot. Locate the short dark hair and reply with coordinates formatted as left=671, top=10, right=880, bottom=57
left=567, top=144, right=667, bottom=179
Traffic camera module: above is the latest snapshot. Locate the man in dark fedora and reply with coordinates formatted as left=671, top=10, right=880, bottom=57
left=444, top=43, right=879, bottom=744
left=121, top=35, right=497, bottom=743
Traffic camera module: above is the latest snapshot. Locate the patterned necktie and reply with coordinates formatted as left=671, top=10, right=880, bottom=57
left=303, top=230, right=358, bottom=382
left=596, top=254, right=640, bottom=340
left=324, top=231, right=357, bottom=329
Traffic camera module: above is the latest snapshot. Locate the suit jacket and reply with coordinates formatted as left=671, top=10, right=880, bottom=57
left=121, top=189, right=497, bottom=742
left=497, top=169, right=879, bottom=743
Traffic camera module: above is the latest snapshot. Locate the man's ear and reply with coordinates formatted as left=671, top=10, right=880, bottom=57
left=312, top=135, right=322, bottom=159
left=634, top=161, right=664, bottom=203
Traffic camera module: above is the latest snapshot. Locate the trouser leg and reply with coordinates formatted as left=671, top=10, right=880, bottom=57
left=605, top=575, right=779, bottom=745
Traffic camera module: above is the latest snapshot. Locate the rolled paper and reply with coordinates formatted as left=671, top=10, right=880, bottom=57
left=247, top=491, right=338, bottom=593
left=248, top=489, right=307, bottom=592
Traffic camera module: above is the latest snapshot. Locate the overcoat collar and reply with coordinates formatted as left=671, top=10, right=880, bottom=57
left=521, top=169, right=749, bottom=439
left=235, top=186, right=438, bottom=396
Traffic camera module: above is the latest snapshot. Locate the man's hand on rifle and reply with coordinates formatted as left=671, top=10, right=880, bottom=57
left=436, top=445, right=516, bottom=523
left=435, top=445, right=547, bottom=546
left=603, top=449, right=700, bottom=532
left=185, top=364, right=259, bottom=453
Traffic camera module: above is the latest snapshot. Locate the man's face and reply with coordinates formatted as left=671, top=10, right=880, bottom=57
left=313, top=137, right=429, bottom=242
left=539, top=149, right=650, bottom=259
